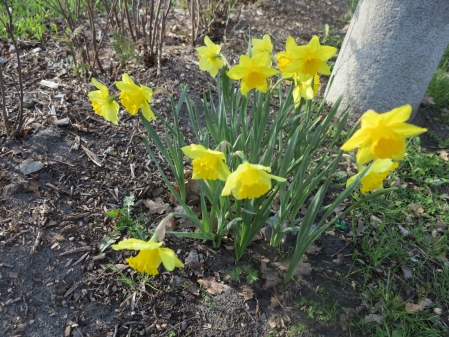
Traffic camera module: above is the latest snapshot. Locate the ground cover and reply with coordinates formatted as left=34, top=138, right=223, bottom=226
left=0, top=0, right=449, bottom=336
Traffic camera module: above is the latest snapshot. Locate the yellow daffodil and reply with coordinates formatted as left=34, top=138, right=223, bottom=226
left=88, top=78, right=120, bottom=124
left=293, top=74, right=320, bottom=105
left=341, top=105, right=427, bottom=164
left=251, top=34, right=273, bottom=56
left=222, top=162, right=286, bottom=200
left=196, top=36, right=225, bottom=78
left=284, top=35, right=337, bottom=79
left=112, top=238, right=184, bottom=275
left=227, top=52, right=279, bottom=95
left=346, top=159, right=399, bottom=194
left=182, top=144, right=231, bottom=181
left=115, top=73, right=155, bottom=121
left=275, top=36, right=299, bottom=78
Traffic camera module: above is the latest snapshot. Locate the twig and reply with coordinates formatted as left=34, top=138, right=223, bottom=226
left=0, top=230, right=30, bottom=246
left=0, top=0, right=24, bottom=135
left=31, top=229, right=44, bottom=253
left=160, top=317, right=199, bottom=336
left=332, top=241, right=352, bottom=257
left=0, top=60, right=11, bottom=136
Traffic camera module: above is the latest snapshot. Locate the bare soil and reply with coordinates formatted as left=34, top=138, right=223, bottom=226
left=0, top=0, right=447, bottom=336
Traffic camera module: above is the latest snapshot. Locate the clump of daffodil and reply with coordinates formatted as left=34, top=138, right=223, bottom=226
left=222, top=162, right=286, bottom=200
left=196, top=36, right=226, bottom=78
left=88, top=78, right=120, bottom=124
left=293, top=74, right=320, bottom=105
left=347, top=159, right=399, bottom=194
left=227, top=52, right=279, bottom=95
left=251, top=34, right=273, bottom=56
left=115, top=73, right=155, bottom=121
left=341, top=104, right=427, bottom=164
left=275, top=36, right=299, bottom=78
left=182, top=144, right=231, bottom=181
left=112, top=214, right=184, bottom=275
left=284, top=35, right=337, bottom=79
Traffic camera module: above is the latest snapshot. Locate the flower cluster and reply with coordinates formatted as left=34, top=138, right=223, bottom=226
left=88, top=73, right=155, bottom=124
left=196, top=34, right=336, bottom=103
left=181, top=145, right=286, bottom=200
left=341, top=105, right=427, bottom=193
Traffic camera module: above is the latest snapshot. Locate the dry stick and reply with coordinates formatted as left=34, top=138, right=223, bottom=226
left=194, top=0, right=201, bottom=42
left=123, top=0, right=136, bottom=42
left=0, top=0, right=24, bottom=135
left=0, top=230, right=30, bottom=246
left=150, top=0, right=162, bottom=61
left=131, top=0, right=140, bottom=39
left=0, top=61, right=11, bottom=137
left=86, top=0, right=105, bottom=74
left=147, top=0, right=155, bottom=58
left=141, top=0, right=147, bottom=39
left=157, top=0, right=171, bottom=76
left=190, top=0, right=195, bottom=46
left=92, top=0, right=119, bottom=74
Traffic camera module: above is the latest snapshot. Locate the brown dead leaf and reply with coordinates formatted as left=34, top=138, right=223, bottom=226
left=240, top=286, right=254, bottom=301
left=400, top=264, right=413, bottom=279
left=274, top=257, right=312, bottom=278
left=198, top=276, right=223, bottom=295
left=260, top=261, right=282, bottom=288
left=405, top=298, right=432, bottom=314
left=391, top=178, right=401, bottom=187
left=306, top=244, right=322, bottom=255
left=438, top=150, right=448, bottom=161
left=421, top=94, right=435, bottom=106
left=143, top=198, right=170, bottom=214
left=402, top=211, right=414, bottom=223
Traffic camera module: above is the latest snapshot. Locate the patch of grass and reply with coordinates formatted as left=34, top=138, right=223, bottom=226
left=296, top=287, right=340, bottom=323
left=344, top=137, right=449, bottom=336
left=427, top=68, right=449, bottom=110
left=322, top=24, right=343, bottom=49
left=427, top=44, right=449, bottom=110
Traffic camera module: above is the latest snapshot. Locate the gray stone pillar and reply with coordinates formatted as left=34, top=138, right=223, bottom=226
left=325, top=0, right=449, bottom=123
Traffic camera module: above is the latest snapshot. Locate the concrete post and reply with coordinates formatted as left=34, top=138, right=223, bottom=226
left=325, top=0, right=449, bottom=123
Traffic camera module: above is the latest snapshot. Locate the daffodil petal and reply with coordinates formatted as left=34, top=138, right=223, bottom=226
left=112, top=238, right=162, bottom=251
left=341, top=129, right=368, bottom=151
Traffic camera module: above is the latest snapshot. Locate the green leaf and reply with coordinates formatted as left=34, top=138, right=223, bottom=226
left=99, top=231, right=121, bottom=253
left=106, top=209, right=121, bottom=218
left=123, top=195, right=135, bottom=219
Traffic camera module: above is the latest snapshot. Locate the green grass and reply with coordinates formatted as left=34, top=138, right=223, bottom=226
left=0, top=0, right=53, bottom=39
left=343, top=137, right=449, bottom=336
left=427, top=44, right=449, bottom=110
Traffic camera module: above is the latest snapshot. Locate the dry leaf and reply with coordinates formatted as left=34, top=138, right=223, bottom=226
left=240, top=286, right=254, bottom=301
left=306, top=244, right=322, bottom=255
left=405, top=298, right=432, bottom=314
left=400, top=264, right=413, bottom=279
left=198, top=276, right=223, bottom=295
left=421, top=94, right=435, bottom=106
left=391, top=178, right=401, bottom=187
left=143, top=198, right=170, bottom=214
left=274, top=257, right=312, bottom=278
left=364, top=314, right=384, bottom=324
left=260, top=261, right=282, bottom=288
left=438, top=150, right=448, bottom=161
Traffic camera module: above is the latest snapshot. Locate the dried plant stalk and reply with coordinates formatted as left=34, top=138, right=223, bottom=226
left=0, top=0, right=25, bottom=135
